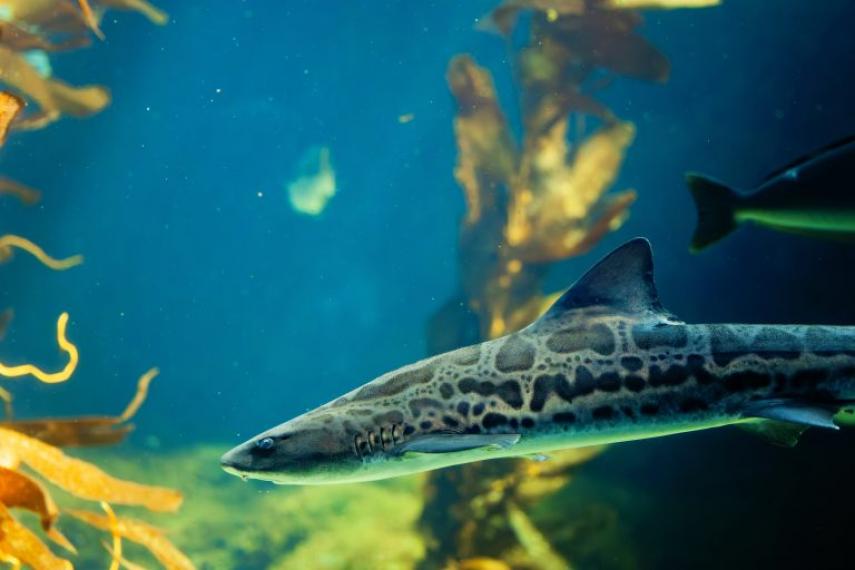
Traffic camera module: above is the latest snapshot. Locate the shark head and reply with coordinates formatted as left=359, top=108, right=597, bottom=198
left=220, top=416, right=365, bottom=485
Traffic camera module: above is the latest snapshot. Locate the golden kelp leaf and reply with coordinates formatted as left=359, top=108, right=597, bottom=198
left=2, top=418, right=133, bottom=448
left=0, top=428, right=182, bottom=512
left=0, top=46, right=110, bottom=130
left=0, top=179, right=41, bottom=206
left=69, top=510, right=194, bottom=570
left=0, top=466, right=59, bottom=532
left=99, top=0, right=169, bottom=25
left=0, top=91, right=23, bottom=146
left=2, top=367, right=158, bottom=447
left=77, top=0, right=106, bottom=40
left=0, top=308, right=12, bottom=341
left=101, top=502, right=122, bottom=570
left=103, top=542, right=148, bottom=570
left=0, top=236, right=83, bottom=272
left=0, top=312, right=78, bottom=384
left=456, top=558, right=512, bottom=570
left=0, top=504, right=72, bottom=570
left=0, top=21, right=89, bottom=52
left=506, top=502, right=569, bottom=570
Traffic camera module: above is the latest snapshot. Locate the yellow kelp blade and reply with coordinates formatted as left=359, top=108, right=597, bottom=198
left=2, top=367, right=158, bottom=447
left=101, top=502, right=122, bottom=570
left=0, top=505, right=72, bottom=570
left=69, top=510, right=194, bottom=570
left=0, top=237, right=83, bottom=271
left=0, top=465, right=57, bottom=530
left=0, top=179, right=41, bottom=206
left=0, top=92, right=24, bottom=147
left=0, top=313, right=78, bottom=384
left=0, top=428, right=182, bottom=512
left=99, top=0, right=169, bottom=25
left=77, top=0, right=105, bottom=39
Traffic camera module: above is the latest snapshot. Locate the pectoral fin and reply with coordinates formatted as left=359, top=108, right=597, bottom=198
left=398, top=433, right=520, bottom=455
left=737, top=420, right=809, bottom=447
left=743, top=399, right=839, bottom=430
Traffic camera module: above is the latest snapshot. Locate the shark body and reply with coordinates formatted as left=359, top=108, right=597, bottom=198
left=221, top=238, right=855, bottom=484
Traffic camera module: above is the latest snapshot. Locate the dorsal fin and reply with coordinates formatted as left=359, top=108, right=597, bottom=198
left=532, top=238, right=676, bottom=327
left=761, top=135, right=855, bottom=183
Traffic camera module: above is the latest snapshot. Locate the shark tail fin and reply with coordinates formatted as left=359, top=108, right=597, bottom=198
left=686, top=173, right=740, bottom=253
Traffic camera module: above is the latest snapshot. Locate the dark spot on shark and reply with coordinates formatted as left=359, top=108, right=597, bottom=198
left=409, top=398, right=443, bottom=417
left=495, top=336, right=536, bottom=372
left=686, top=354, right=714, bottom=384
left=530, top=373, right=580, bottom=412
left=640, top=403, right=659, bottom=416
left=403, top=425, right=415, bottom=436
left=473, top=402, right=485, bottom=416
left=553, top=412, right=576, bottom=424
left=592, top=406, right=615, bottom=420
left=723, top=371, right=771, bottom=392
left=620, top=356, right=644, bottom=371
left=679, top=398, right=709, bottom=413
left=482, top=413, right=508, bottom=430
left=419, top=421, right=433, bottom=430
left=621, top=406, right=636, bottom=418
left=790, top=368, right=827, bottom=388
left=351, top=363, right=437, bottom=401
left=496, top=381, right=524, bottom=409
left=649, top=365, right=690, bottom=388
left=452, top=345, right=481, bottom=366
left=546, top=323, right=615, bottom=356
left=439, top=383, right=455, bottom=400
left=624, top=375, right=645, bottom=392
left=460, top=377, right=524, bottom=409
left=465, top=424, right=482, bottom=434
left=457, top=402, right=470, bottom=416
left=596, top=372, right=622, bottom=392
left=633, top=324, right=688, bottom=350
left=442, top=415, right=460, bottom=428
left=521, top=417, right=535, bottom=429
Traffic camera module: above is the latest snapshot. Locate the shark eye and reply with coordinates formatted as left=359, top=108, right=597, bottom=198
left=256, top=437, right=274, bottom=450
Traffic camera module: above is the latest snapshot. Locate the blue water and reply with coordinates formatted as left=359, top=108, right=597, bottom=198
left=1, top=2, right=855, bottom=566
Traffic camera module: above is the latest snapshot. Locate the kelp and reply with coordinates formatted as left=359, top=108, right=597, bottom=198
left=69, top=510, right=194, bottom=570
left=0, top=179, right=41, bottom=206
left=0, top=312, right=78, bottom=384
left=0, top=45, right=110, bottom=130
left=0, top=0, right=167, bottom=130
left=2, top=368, right=159, bottom=447
left=0, top=236, right=83, bottom=271
left=421, top=0, right=719, bottom=567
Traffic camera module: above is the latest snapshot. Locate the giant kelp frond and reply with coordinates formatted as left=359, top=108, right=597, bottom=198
left=0, top=93, right=23, bottom=147
left=0, top=313, right=78, bottom=384
left=0, top=428, right=182, bottom=512
left=69, top=510, right=194, bottom=570
left=0, top=237, right=83, bottom=272
left=0, top=504, right=72, bottom=570
left=3, top=367, right=159, bottom=447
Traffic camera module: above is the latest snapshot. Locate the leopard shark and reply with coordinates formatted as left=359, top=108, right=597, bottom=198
left=221, top=238, right=855, bottom=485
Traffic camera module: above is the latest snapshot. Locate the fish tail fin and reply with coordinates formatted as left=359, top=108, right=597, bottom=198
left=686, top=173, right=740, bottom=253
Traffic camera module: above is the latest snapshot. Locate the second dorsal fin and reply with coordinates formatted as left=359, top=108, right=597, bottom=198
left=532, top=238, right=677, bottom=328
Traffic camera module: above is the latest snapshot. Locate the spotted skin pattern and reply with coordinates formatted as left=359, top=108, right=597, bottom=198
left=221, top=239, right=855, bottom=485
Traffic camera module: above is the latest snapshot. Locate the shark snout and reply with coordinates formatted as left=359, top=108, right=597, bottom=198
left=220, top=444, right=253, bottom=476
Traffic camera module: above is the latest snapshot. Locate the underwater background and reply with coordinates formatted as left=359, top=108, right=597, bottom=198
left=1, top=0, right=855, bottom=568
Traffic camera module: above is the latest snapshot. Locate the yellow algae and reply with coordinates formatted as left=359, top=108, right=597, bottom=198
left=0, top=505, right=71, bottom=570
left=68, top=510, right=194, bottom=570
left=0, top=466, right=57, bottom=531
left=117, top=368, right=158, bottom=423
left=286, top=145, right=337, bottom=216
left=0, top=46, right=110, bottom=130
left=77, top=0, right=105, bottom=40
left=0, top=92, right=23, bottom=146
left=2, top=367, right=158, bottom=447
left=0, top=313, right=78, bottom=384
left=0, top=179, right=41, bottom=206
left=0, top=428, right=183, bottom=512
left=101, top=502, right=122, bottom=570
left=0, top=236, right=83, bottom=271
left=99, top=0, right=169, bottom=25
